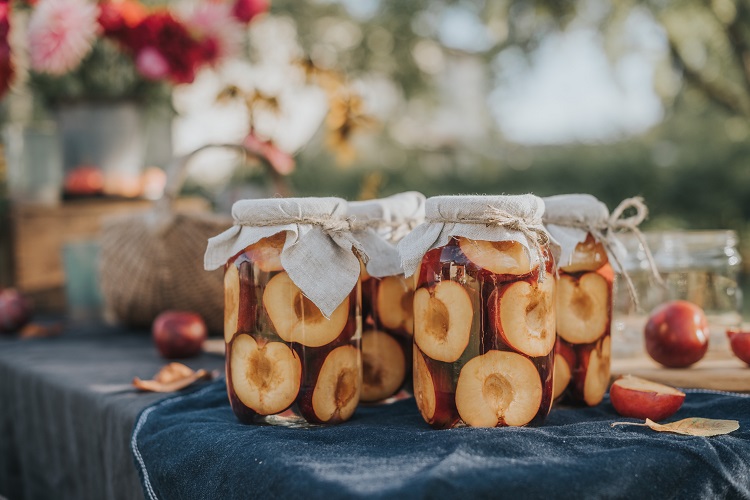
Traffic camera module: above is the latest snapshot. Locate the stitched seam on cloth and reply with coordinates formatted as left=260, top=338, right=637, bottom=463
left=131, top=383, right=220, bottom=500
left=682, top=388, right=750, bottom=398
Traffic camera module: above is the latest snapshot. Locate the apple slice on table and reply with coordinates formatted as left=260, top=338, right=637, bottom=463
left=455, top=350, right=542, bottom=427
left=458, top=237, right=534, bottom=276
left=304, top=345, right=361, bottom=424
left=560, top=234, right=608, bottom=274
left=414, top=280, right=473, bottom=363
left=376, top=276, right=414, bottom=335
left=230, top=334, right=302, bottom=415
left=244, top=232, right=285, bottom=272
left=361, top=330, right=407, bottom=402
left=413, top=348, right=459, bottom=429
left=610, top=375, right=685, bottom=421
left=574, top=335, right=611, bottom=406
left=489, top=277, right=556, bottom=357
left=263, top=272, right=349, bottom=347
left=556, top=272, right=610, bottom=344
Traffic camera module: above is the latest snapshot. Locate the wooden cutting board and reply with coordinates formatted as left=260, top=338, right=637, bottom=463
left=611, top=352, right=750, bottom=392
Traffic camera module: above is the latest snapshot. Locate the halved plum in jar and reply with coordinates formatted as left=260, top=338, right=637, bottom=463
left=414, top=280, right=473, bottom=363
left=572, top=335, right=611, bottom=406
left=559, top=234, right=608, bottom=274
left=229, top=334, right=302, bottom=416
left=458, top=237, right=535, bottom=278
left=243, top=232, right=285, bottom=272
left=224, top=261, right=256, bottom=343
left=376, top=276, right=414, bottom=335
left=360, top=329, right=407, bottom=402
left=263, top=272, right=349, bottom=347
left=455, top=350, right=542, bottom=427
left=488, top=276, right=556, bottom=357
left=298, top=345, right=361, bottom=424
left=552, top=340, right=576, bottom=401
left=556, top=272, right=610, bottom=345
left=413, top=348, right=459, bottom=429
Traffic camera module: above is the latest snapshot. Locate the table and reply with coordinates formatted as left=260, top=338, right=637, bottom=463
left=0, top=322, right=224, bottom=500
left=2, top=324, right=750, bottom=500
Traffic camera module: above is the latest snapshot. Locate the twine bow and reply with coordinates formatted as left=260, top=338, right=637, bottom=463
left=579, top=197, right=663, bottom=310
left=428, top=205, right=551, bottom=281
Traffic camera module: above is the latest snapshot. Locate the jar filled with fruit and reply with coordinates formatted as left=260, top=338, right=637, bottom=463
left=399, top=195, right=556, bottom=429
left=543, top=194, right=615, bottom=407
left=350, top=192, right=425, bottom=403
left=204, top=198, right=364, bottom=426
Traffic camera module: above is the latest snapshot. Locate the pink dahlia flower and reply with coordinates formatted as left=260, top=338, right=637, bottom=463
left=28, top=0, right=100, bottom=75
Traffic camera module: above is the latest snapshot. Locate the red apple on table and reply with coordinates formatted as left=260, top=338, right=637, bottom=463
left=0, top=288, right=33, bottom=334
left=609, top=375, right=686, bottom=421
left=644, top=300, right=709, bottom=368
left=727, top=329, right=750, bottom=365
left=64, top=165, right=105, bottom=196
left=152, top=311, right=208, bottom=359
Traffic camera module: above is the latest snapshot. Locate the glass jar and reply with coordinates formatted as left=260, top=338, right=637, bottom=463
left=360, top=264, right=414, bottom=403
left=612, top=230, right=743, bottom=356
left=552, top=234, right=613, bottom=406
left=412, top=237, right=556, bottom=429
left=224, top=233, right=362, bottom=426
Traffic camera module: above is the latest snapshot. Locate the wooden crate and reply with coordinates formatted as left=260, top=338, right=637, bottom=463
left=11, top=197, right=211, bottom=292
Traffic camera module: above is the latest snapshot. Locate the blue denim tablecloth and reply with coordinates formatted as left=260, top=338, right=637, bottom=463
left=131, top=379, right=750, bottom=500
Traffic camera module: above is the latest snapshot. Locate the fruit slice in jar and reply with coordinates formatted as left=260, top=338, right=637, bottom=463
left=263, top=272, right=349, bottom=347
left=414, top=280, right=473, bottom=363
left=376, top=276, right=414, bottom=334
left=552, top=353, right=571, bottom=400
left=361, top=330, right=406, bottom=402
left=225, top=263, right=240, bottom=343
left=224, top=261, right=256, bottom=343
left=458, top=237, right=533, bottom=276
left=311, top=345, right=361, bottom=423
left=455, top=350, right=542, bottom=427
left=230, top=334, right=301, bottom=415
left=560, top=234, right=608, bottom=274
left=244, top=232, right=285, bottom=272
left=578, top=336, right=611, bottom=406
left=413, top=348, right=436, bottom=422
left=552, top=340, right=575, bottom=400
left=556, top=272, right=610, bottom=344
left=489, top=277, right=556, bottom=357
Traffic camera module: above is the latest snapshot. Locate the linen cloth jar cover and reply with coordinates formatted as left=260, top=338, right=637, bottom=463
left=543, top=194, right=659, bottom=406
left=399, top=194, right=556, bottom=429
left=349, top=191, right=426, bottom=403
left=204, top=197, right=364, bottom=426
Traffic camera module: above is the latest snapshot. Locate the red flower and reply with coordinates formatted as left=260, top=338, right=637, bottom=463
left=0, top=1, right=13, bottom=98
left=231, top=0, right=268, bottom=24
left=127, top=11, right=203, bottom=84
left=99, top=0, right=147, bottom=40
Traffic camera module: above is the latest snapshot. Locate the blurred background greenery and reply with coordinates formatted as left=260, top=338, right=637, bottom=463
left=1, top=0, right=748, bottom=312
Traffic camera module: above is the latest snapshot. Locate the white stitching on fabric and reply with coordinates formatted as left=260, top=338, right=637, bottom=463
left=682, top=388, right=750, bottom=398
left=131, top=383, right=220, bottom=500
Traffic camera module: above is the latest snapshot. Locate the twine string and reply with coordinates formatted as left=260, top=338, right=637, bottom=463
left=427, top=205, right=550, bottom=280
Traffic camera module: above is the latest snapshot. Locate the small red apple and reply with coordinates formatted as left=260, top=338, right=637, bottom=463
left=727, top=329, right=750, bottom=365
left=0, top=288, right=33, bottom=334
left=610, top=375, right=685, bottom=421
left=152, top=311, right=207, bottom=359
left=644, top=300, right=709, bottom=368
left=64, top=165, right=104, bottom=196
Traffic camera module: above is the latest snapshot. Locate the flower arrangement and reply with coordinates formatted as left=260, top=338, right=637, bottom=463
left=4, top=0, right=268, bottom=105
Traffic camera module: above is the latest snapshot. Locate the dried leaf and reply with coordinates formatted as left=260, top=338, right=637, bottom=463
left=19, top=322, right=63, bottom=339
left=133, top=363, right=214, bottom=393
left=612, top=417, right=739, bottom=436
